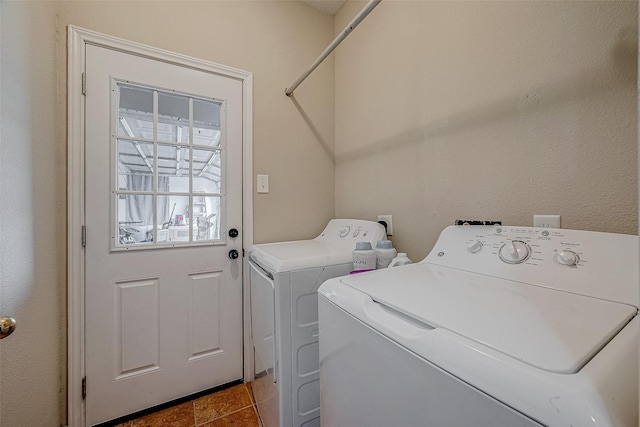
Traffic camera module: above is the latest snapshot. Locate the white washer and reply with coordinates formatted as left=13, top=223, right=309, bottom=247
left=318, top=225, right=638, bottom=427
left=249, top=219, right=386, bottom=427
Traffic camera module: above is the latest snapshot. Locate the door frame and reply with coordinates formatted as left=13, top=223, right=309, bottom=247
left=67, top=25, right=253, bottom=427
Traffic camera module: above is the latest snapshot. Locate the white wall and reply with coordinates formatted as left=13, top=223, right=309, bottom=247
left=335, top=1, right=638, bottom=261
left=0, top=2, right=335, bottom=425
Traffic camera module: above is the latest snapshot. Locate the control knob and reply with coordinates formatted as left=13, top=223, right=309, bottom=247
left=499, top=240, right=530, bottom=264
left=466, top=240, right=483, bottom=254
left=338, top=226, right=351, bottom=238
left=555, top=250, right=579, bottom=267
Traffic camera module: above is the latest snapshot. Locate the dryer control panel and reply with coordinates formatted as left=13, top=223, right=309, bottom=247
left=317, top=219, right=386, bottom=249
left=424, top=225, right=638, bottom=306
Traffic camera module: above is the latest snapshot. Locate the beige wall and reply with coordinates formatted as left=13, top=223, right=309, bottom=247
left=0, top=3, right=67, bottom=426
left=334, top=0, right=638, bottom=261
left=0, top=2, right=334, bottom=425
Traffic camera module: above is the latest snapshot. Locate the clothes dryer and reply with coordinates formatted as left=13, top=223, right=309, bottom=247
left=319, top=225, right=638, bottom=427
left=250, top=219, right=385, bottom=427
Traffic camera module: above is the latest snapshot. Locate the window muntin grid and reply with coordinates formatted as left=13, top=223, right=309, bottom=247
left=113, top=81, right=224, bottom=249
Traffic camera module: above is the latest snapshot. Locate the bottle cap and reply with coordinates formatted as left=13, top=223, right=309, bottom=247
left=376, top=240, right=393, bottom=249
left=355, top=242, right=373, bottom=250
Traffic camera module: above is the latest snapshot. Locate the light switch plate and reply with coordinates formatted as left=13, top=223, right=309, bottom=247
left=257, top=174, right=269, bottom=193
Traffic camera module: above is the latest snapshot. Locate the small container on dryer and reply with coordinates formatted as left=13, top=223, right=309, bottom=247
left=375, top=240, right=397, bottom=269
left=388, top=253, right=412, bottom=267
left=352, top=242, right=376, bottom=271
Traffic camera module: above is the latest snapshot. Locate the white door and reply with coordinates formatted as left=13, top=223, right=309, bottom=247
left=84, top=44, right=243, bottom=425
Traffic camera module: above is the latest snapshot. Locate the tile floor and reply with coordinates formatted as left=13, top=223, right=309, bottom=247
left=113, top=383, right=262, bottom=427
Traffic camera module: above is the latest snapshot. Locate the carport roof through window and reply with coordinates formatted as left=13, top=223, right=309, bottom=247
left=115, top=82, right=224, bottom=248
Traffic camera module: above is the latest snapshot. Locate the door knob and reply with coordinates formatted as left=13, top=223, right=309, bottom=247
left=228, top=249, right=239, bottom=259
left=0, top=316, right=16, bottom=339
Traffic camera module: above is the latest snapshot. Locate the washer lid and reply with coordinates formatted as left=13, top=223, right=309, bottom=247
left=251, top=240, right=351, bottom=272
left=340, top=263, right=637, bottom=374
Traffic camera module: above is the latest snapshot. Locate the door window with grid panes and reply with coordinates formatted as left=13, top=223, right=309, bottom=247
left=114, top=82, right=224, bottom=248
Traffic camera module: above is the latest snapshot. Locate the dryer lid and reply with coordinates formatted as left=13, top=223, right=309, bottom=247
left=251, top=240, right=351, bottom=272
left=250, top=219, right=386, bottom=272
left=340, top=263, right=637, bottom=374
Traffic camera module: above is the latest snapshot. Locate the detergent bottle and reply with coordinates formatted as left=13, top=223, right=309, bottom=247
left=375, top=240, right=397, bottom=269
left=352, top=242, right=376, bottom=271
left=388, top=253, right=412, bottom=267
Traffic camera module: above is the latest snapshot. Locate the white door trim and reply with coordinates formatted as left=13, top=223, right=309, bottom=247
left=67, top=25, right=253, bottom=427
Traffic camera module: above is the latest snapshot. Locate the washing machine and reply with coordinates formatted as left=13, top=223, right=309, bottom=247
left=249, top=219, right=386, bottom=427
left=318, top=225, right=638, bottom=427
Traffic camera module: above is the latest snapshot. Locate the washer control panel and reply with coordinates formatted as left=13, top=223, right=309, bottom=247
left=425, top=225, right=638, bottom=305
left=437, top=225, right=595, bottom=268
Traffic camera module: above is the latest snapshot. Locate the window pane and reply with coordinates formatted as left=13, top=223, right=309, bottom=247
left=118, top=85, right=154, bottom=140
left=158, top=92, right=190, bottom=143
left=193, top=196, right=221, bottom=241
left=113, top=82, right=227, bottom=250
left=193, top=99, right=221, bottom=147
left=117, top=194, right=154, bottom=246
left=117, top=140, right=154, bottom=191
left=157, top=144, right=190, bottom=193
left=158, top=195, right=191, bottom=242
left=192, top=148, right=221, bottom=193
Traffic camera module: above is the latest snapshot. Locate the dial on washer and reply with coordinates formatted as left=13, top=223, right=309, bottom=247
left=499, top=240, right=530, bottom=264
left=555, top=250, right=579, bottom=267
left=466, top=240, right=483, bottom=254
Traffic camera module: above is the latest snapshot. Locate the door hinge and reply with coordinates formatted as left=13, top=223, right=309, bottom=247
left=82, top=72, right=86, bottom=96
left=81, top=225, right=86, bottom=248
left=82, top=376, right=86, bottom=400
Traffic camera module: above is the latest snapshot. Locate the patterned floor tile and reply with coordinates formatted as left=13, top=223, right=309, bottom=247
left=201, top=406, right=261, bottom=427
left=194, top=384, right=253, bottom=425
left=124, top=401, right=195, bottom=427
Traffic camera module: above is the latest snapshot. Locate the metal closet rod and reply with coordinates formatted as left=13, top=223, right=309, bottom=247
left=285, top=0, right=383, bottom=97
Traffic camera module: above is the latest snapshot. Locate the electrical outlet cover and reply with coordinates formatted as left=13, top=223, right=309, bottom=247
left=377, top=215, right=393, bottom=236
left=533, top=215, right=561, bottom=228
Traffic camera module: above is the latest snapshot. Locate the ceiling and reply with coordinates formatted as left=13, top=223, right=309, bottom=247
left=301, top=0, right=347, bottom=15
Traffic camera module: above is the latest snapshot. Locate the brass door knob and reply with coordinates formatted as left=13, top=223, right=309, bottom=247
left=0, top=317, right=16, bottom=339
